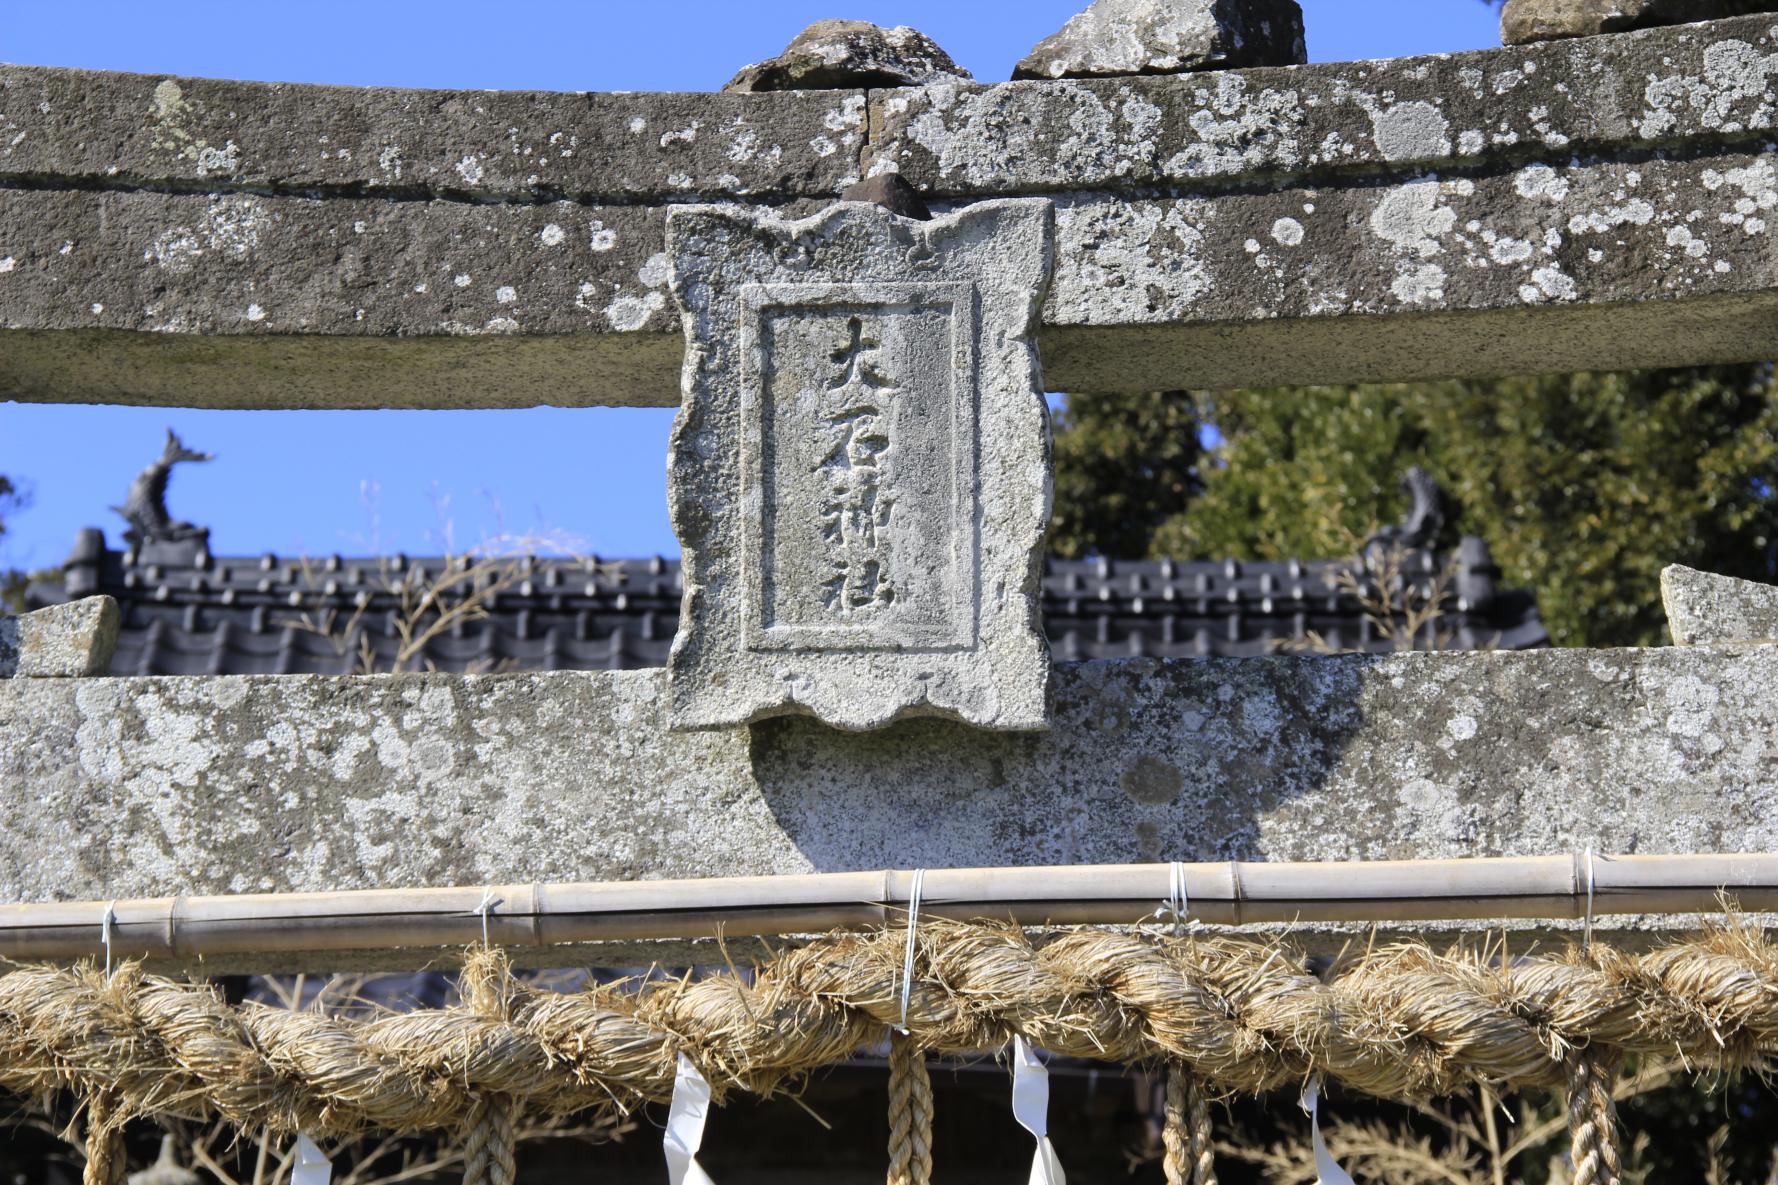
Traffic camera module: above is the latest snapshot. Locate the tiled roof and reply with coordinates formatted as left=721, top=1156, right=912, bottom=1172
left=26, top=529, right=1548, bottom=675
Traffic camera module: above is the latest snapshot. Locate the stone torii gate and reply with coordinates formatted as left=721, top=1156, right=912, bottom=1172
left=3, top=10, right=1778, bottom=965
left=7, top=9, right=1778, bottom=1183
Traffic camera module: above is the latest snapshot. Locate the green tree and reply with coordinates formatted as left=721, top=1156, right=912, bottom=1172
left=1050, top=366, right=1778, bottom=647
left=0, top=476, right=27, bottom=613
left=1048, top=391, right=1202, bottom=561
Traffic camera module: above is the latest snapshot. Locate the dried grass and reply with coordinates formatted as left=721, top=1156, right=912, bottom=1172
left=0, top=923, right=1772, bottom=1147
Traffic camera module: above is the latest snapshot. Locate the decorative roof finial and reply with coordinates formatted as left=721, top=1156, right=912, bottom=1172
left=1363, top=466, right=1446, bottom=559
left=112, top=429, right=214, bottom=555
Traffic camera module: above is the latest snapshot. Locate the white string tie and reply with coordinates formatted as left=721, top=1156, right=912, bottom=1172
left=101, top=901, right=117, bottom=981
left=1582, top=847, right=1597, bottom=953
left=897, top=869, right=927, bottom=1036
left=1153, top=861, right=1189, bottom=937
left=475, top=887, right=503, bottom=949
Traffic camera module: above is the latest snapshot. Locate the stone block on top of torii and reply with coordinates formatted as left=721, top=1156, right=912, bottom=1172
left=1013, top=0, right=1307, bottom=80
left=1502, top=0, right=1778, bottom=45
left=664, top=194, right=1056, bottom=732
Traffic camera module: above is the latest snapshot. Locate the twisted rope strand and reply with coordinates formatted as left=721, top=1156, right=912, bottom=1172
left=462, top=1097, right=492, bottom=1185
left=1187, top=1068, right=1217, bottom=1185
left=1162, top=1065, right=1189, bottom=1185
left=462, top=1095, right=518, bottom=1185
left=460, top=949, right=520, bottom=1185
left=1163, top=1064, right=1218, bottom=1185
left=1566, top=1048, right=1624, bottom=1185
left=0, top=924, right=1773, bottom=1141
left=886, top=1032, right=933, bottom=1185
left=83, top=1093, right=126, bottom=1185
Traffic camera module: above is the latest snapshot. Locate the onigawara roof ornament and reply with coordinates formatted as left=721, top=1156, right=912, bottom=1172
left=1363, top=466, right=1446, bottom=561
left=112, top=429, right=214, bottom=556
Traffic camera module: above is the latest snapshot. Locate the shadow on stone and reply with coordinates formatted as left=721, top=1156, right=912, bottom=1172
left=746, top=656, right=1373, bottom=869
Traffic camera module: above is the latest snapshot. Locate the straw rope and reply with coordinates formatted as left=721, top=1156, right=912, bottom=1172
left=459, top=948, right=519, bottom=1185
left=1566, top=1048, right=1623, bottom=1185
left=1163, top=1067, right=1189, bottom=1185
left=1164, top=1063, right=1218, bottom=1185
left=462, top=1095, right=518, bottom=1185
left=83, top=1092, right=126, bottom=1185
left=886, top=1032, right=933, bottom=1185
left=1, top=922, right=1775, bottom=1142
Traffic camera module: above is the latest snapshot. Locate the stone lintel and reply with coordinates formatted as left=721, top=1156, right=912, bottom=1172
left=0, top=64, right=866, bottom=202
left=2, top=14, right=1777, bottom=407
left=3, top=648, right=1776, bottom=908
left=871, top=15, right=1778, bottom=195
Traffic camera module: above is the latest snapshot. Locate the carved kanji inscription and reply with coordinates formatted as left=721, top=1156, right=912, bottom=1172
left=743, top=287, right=976, bottom=653
left=814, top=317, right=897, bottom=620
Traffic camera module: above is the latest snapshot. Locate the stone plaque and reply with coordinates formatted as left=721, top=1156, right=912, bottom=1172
left=666, top=198, right=1055, bottom=731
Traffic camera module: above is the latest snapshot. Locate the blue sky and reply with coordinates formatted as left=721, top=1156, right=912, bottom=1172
left=0, top=0, right=1501, bottom=571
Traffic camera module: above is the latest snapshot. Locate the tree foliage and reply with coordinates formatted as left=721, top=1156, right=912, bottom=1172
left=1048, top=391, right=1202, bottom=562
left=1051, top=366, right=1778, bottom=647
left=0, top=476, right=26, bottom=613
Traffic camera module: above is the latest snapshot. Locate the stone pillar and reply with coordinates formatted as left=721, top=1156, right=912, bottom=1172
left=664, top=197, right=1056, bottom=731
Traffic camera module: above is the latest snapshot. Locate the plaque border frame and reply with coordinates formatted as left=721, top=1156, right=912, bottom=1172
left=737, top=281, right=980, bottom=655
left=664, top=198, right=1055, bottom=732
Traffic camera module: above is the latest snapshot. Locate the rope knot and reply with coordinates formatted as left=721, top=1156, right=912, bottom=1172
left=460, top=947, right=518, bottom=1023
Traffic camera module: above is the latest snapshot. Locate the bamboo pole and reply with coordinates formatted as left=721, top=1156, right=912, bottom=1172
left=3, top=852, right=1774, bottom=962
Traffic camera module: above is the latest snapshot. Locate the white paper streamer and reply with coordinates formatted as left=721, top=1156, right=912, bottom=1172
left=1011, top=1036, right=1066, bottom=1185
left=665, top=1053, right=716, bottom=1185
left=1299, top=1080, right=1355, bottom=1185
left=292, top=1133, right=332, bottom=1185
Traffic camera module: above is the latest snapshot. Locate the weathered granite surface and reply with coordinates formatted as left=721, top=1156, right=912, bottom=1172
left=1662, top=563, right=1778, bottom=645
left=1503, top=0, right=1778, bottom=45
left=0, top=596, right=118, bottom=678
left=725, top=20, right=971, bottom=92
left=869, top=27, right=1778, bottom=191
left=665, top=200, right=1054, bottom=730
left=0, top=67, right=863, bottom=200
left=4, top=15, right=1778, bottom=406
left=3, top=649, right=1777, bottom=906
left=1013, top=0, right=1306, bottom=80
